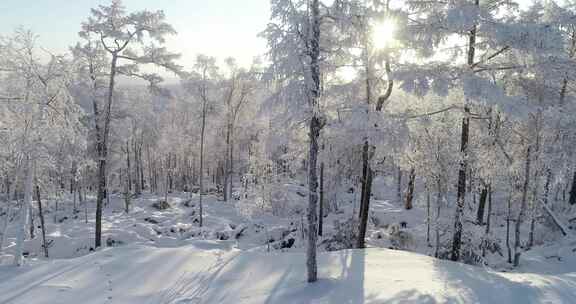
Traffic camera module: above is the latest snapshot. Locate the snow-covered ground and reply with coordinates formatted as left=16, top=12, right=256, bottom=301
left=2, top=244, right=576, bottom=303
left=1, top=185, right=576, bottom=303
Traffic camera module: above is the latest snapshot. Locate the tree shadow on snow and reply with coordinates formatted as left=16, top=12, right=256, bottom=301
left=430, top=259, right=550, bottom=303
left=383, top=289, right=450, bottom=304
left=262, top=249, right=367, bottom=304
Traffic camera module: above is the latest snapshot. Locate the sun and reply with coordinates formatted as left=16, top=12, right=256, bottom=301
left=372, top=19, right=397, bottom=49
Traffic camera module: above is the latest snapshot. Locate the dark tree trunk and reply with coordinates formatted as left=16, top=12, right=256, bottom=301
left=318, top=162, right=324, bottom=237
left=199, top=97, right=207, bottom=227
left=543, top=169, right=551, bottom=205
left=95, top=54, right=118, bottom=249
left=224, top=121, right=231, bottom=202
left=126, top=140, right=132, bottom=192
left=485, top=184, right=492, bottom=234
left=451, top=109, right=470, bottom=262
left=528, top=169, right=541, bottom=249
left=568, top=170, right=576, bottom=205
left=405, top=168, right=415, bottom=210
left=35, top=185, right=48, bottom=258
left=397, top=167, right=402, bottom=203
left=514, top=146, right=531, bottom=267
left=307, top=115, right=322, bottom=281
left=506, top=190, right=512, bottom=263
left=147, top=144, right=153, bottom=192
left=306, top=0, right=321, bottom=283
left=426, top=187, right=431, bottom=244
left=357, top=141, right=372, bottom=249
left=477, top=184, right=488, bottom=225
left=434, top=178, right=444, bottom=258
left=140, top=144, right=145, bottom=192
left=28, top=206, right=34, bottom=240
left=451, top=0, right=478, bottom=262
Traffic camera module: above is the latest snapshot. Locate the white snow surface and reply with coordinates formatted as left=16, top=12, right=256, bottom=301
left=1, top=188, right=576, bottom=303
left=1, top=244, right=576, bottom=304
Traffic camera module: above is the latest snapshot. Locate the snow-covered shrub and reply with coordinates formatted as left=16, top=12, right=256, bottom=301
left=388, top=224, right=415, bottom=250
left=322, top=218, right=358, bottom=251
left=106, top=237, right=124, bottom=247
left=480, top=237, right=504, bottom=257
left=272, top=237, right=296, bottom=250
left=268, top=183, right=307, bottom=217
left=152, top=200, right=171, bottom=210
left=182, top=199, right=194, bottom=208
left=215, top=231, right=231, bottom=240
left=461, top=243, right=484, bottom=266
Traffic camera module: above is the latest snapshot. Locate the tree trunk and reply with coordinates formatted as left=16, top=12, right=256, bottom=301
left=485, top=184, right=492, bottom=234
left=451, top=109, right=470, bottom=262
left=405, top=168, right=415, bottom=210
left=319, top=162, right=324, bottom=237
left=481, top=184, right=493, bottom=257
left=72, top=180, right=77, bottom=213
left=0, top=170, right=21, bottom=256
left=514, top=146, right=531, bottom=267
left=306, top=0, right=321, bottom=283
left=36, top=184, right=48, bottom=258
left=84, top=185, right=88, bottom=224
left=95, top=54, right=118, bottom=249
left=506, top=191, right=512, bottom=263
left=139, top=144, right=145, bottom=192
left=199, top=99, right=207, bottom=227
left=451, top=0, right=478, bottom=262
left=123, top=168, right=131, bottom=214
left=0, top=165, right=21, bottom=256
left=435, top=178, right=443, bottom=258
left=426, top=187, right=431, bottom=245
left=126, top=140, right=132, bottom=192
left=15, top=156, right=33, bottom=266
left=477, top=183, right=488, bottom=224
left=29, top=205, right=34, bottom=240
left=357, top=141, right=372, bottom=249
left=307, top=115, right=321, bottom=282
left=528, top=171, right=540, bottom=249
left=229, top=129, right=234, bottom=200
left=164, top=160, right=170, bottom=203
left=543, top=169, right=551, bottom=205
left=147, top=144, right=153, bottom=192
left=568, top=170, right=576, bottom=205
left=397, top=167, right=402, bottom=203
left=224, top=122, right=231, bottom=202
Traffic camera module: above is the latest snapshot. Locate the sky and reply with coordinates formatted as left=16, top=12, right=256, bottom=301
left=0, top=0, right=271, bottom=74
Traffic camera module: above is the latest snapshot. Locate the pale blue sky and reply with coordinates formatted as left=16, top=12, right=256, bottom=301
left=0, top=0, right=271, bottom=69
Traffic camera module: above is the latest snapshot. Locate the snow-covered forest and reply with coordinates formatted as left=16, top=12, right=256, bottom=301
left=2, top=0, right=576, bottom=302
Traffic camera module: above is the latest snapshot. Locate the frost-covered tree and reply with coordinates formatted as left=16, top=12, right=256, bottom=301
left=396, top=0, right=568, bottom=262
left=221, top=58, right=259, bottom=202
left=182, top=54, right=220, bottom=227
left=78, top=0, right=180, bottom=248
left=262, top=0, right=326, bottom=283
left=0, top=30, right=86, bottom=265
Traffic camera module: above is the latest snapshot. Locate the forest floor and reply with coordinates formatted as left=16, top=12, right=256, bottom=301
left=1, top=182, right=576, bottom=303
left=1, top=241, right=576, bottom=303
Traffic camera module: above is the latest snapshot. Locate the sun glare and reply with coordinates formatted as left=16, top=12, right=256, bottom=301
left=372, top=19, right=397, bottom=49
